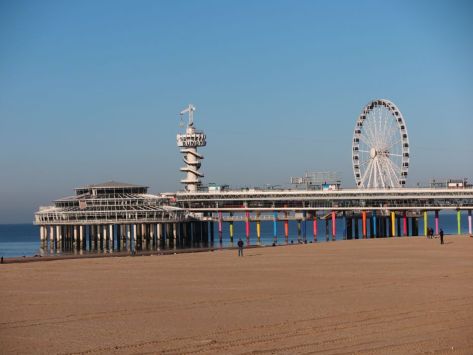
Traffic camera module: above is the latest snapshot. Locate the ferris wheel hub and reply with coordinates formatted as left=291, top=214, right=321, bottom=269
left=370, top=147, right=377, bottom=158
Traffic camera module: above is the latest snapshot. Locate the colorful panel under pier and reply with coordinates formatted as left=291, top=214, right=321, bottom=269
left=313, top=214, right=317, bottom=242
left=245, top=211, right=250, bottom=242
left=331, top=211, right=336, bottom=241
left=273, top=211, right=277, bottom=243
left=391, top=212, right=396, bottom=237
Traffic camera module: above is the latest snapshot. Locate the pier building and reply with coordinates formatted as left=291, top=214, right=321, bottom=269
left=34, top=181, right=209, bottom=252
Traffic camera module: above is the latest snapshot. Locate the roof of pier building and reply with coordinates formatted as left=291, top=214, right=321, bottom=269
left=74, top=181, right=148, bottom=196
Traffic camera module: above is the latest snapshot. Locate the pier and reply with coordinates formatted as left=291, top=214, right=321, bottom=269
left=34, top=102, right=473, bottom=251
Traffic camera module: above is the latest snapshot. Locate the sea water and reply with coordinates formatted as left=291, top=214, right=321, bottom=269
left=0, top=212, right=469, bottom=258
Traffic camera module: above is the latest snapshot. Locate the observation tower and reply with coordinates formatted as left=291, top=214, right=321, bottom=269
left=177, top=104, right=206, bottom=192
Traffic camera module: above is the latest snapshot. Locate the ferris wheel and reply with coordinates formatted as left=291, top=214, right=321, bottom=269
left=352, top=99, right=409, bottom=189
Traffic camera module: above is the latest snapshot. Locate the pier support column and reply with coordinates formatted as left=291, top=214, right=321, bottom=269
left=354, top=216, right=359, bottom=239
left=256, top=212, right=261, bottom=244
left=98, top=225, right=103, bottom=249
left=331, top=211, right=336, bottom=241
left=157, top=223, right=162, bottom=247
left=133, top=224, right=137, bottom=249
left=325, top=218, right=329, bottom=242
left=284, top=213, right=289, bottom=243
left=229, top=213, right=234, bottom=243
left=109, top=224, right=113, bottom=249
left=468, top=210, right=472, bottom=237
left=397, top=215, right=401, bottom=237
left=39, top=226, right=45, bottom=243
left=150, top=224, right=155, bottom=248
left=372, top=211, right=377, bottom=238
left=297, top=219, right=301, bottom=242
left=391, top=212, right=396, bottom=237
left=73, top=225, right=78, bottom=244
left=457, top=210, right=461, bottom=235
left=435, top=211, right=439, bottom=236
left=218, top=211, right=223, bottom=243
left=79, top=225, right=84, bottom=248
left=245, top=211, right=250, bottom=245
left=273, top=211, right=278, bottom=244
left=313, top=213, right=317, bottom=242
left=49, top=225, right=54, bottom=245
left=346, top=216, right=352, bottom=240
left=362, top=211, right=367, bottom=239
left=173, top=223, right=177, bottom=246
left=302, top=212, right=307, bottom=243
left=423, top=211, right=428, bottom=236
left=56, top=225, right=61, bottom=247
left=403, top=212, right=408, bottom=236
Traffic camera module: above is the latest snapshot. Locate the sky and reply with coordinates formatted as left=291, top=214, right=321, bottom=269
left=0, top=0, right=472, bottom=223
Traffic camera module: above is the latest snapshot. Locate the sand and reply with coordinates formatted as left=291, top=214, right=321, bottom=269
left=1, top=236, right=472, bottom=354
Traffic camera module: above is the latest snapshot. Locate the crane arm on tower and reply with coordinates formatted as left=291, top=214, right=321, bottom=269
left=179, top=104, right=195, bottom=127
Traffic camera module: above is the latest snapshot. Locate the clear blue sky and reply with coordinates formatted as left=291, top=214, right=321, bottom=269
left=1, top=0, right=472, bottom=223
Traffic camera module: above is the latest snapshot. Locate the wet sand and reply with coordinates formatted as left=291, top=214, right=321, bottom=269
left=1, top=236, right=472, bottom=354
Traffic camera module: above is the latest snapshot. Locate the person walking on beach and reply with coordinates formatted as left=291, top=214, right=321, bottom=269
left=440, top=228, right=444, bottom=245
left=237, top=238, right=244, bottom=257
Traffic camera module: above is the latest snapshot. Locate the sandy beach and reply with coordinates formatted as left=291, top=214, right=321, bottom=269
left=1, top=236, right=472, bottom=354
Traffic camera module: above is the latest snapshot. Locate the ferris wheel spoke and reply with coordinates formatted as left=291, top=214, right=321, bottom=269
left=385, top=138, right=402, bottom=151
left=359, top=134, right=374, bottom=149
left=373, top=157, right=379, bottom=188
left=360, top=159, right=374, bottom=186
left=384, top=158, right=397, bottom=188
left=359, top=158, right=371, bottom=167
left=386, top=158, right=401, bottom=186
left=386, top=157, right=401, bottom=174
left=367, top=159, right=374, bottom=187
left=378, top=159, right=387, bottom=188
left=367, top=160, right=376, bottom=188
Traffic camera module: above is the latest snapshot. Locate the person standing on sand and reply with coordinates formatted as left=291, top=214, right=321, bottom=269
left=237, top=238, right=244, bottom=257
left=440, top=228, right=444, bottom=245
